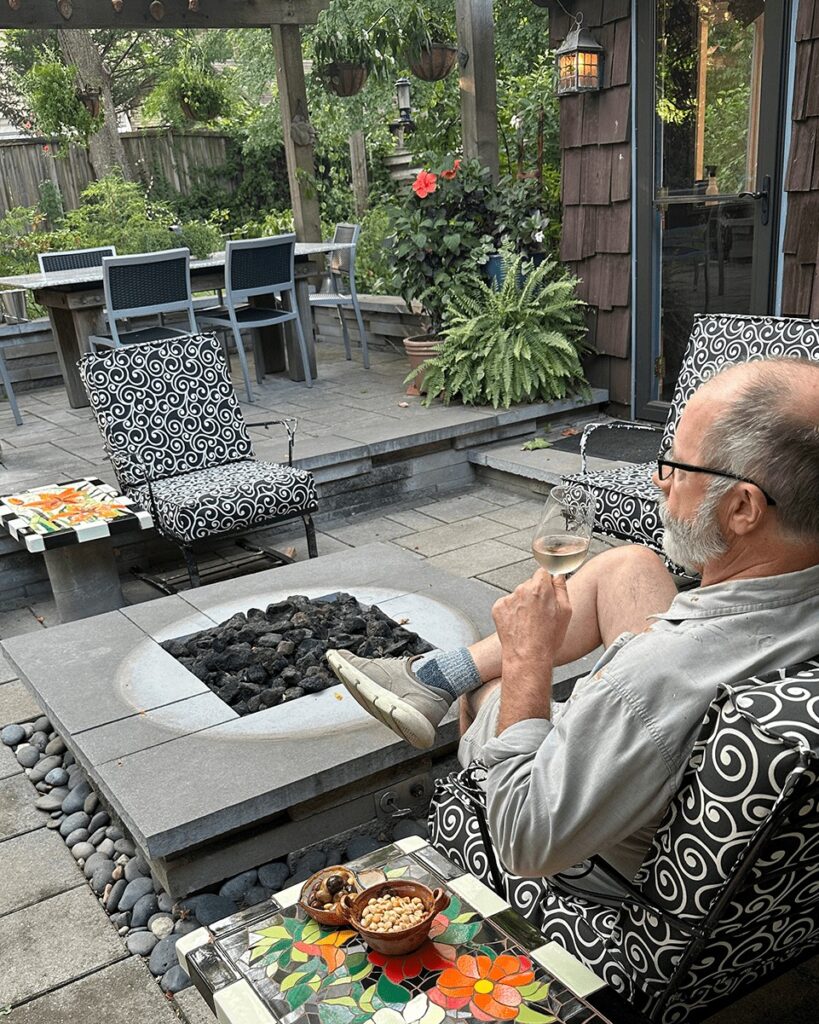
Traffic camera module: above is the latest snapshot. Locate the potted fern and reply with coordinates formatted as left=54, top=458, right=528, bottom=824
left=411, top=253, right=590, bottom=408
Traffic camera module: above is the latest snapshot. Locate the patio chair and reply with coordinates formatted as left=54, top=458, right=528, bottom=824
left=87, top=248, right=198, bottom=354
left=429, top=656, right=819, bottom=1023
left=38, top=245, right=116, bottom=274
left=196, top=233, right=312, bottom=403
left=0, top=289, right=29, bottom=426
left=563, top=313, right=819, bottom=557
left=309, top=223, right=370, bottom=369
left=78, top=332, right=318, bottom=589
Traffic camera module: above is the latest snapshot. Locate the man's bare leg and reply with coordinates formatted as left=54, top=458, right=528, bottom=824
left=460, top=545, right=677, bottom=731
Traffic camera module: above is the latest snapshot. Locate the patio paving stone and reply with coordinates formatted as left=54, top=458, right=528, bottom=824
left=384, top=508, right=445, bottom=532
left=0, top=680, right=42, bottom=725
left=0, top=774, right=45, bottom=841
left=426, top=540, right=530, bottom=578
left=0, top=651, right=18, bottom=682
left=477, top=560, right=540, bottom=593
left=393, top=515, right=514, bottom=558
left=416, top=493, right=508, bottom=522
left=0, top=886, right=127, bottom=1007
left=483, top=498, right=548, bottom=529
left=174, top=984, right=217, bottom=1024
left=320, top=514, right=415, bottom=546
left=119, top=594, right=218, bottom=642
left=0, top=739, right=22, bottom=781
left=5, top=956, right=181, bottom=1024
left=0, top=827, right=83, bottom=916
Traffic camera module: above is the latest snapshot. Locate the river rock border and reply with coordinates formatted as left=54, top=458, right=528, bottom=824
left=2, top=714, right=428, bottom=1001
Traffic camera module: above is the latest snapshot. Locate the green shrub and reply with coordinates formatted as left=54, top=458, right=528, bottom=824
left=413, top=254, right=590, bottom=408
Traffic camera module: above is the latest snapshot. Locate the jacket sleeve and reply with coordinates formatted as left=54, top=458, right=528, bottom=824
left=479, top=671, right=677, bottom=879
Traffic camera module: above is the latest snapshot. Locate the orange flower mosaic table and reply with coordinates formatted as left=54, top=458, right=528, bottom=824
left=177, top=839, right=645, bottom=1024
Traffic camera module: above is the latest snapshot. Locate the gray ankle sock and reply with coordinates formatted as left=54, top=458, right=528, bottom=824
left=413, top=647, right=482, bottom=700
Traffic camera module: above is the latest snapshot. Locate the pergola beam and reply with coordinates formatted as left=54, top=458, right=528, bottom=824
left=0, top=0, right=327, bottom=30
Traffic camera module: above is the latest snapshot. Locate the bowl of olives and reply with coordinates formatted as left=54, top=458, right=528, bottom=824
left=299, top=866, right=361, bottom=926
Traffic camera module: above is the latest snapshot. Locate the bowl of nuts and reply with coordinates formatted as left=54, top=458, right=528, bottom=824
left=299, top=867, right=361, bottom=927
left=337, top=880, right=450, bottom=955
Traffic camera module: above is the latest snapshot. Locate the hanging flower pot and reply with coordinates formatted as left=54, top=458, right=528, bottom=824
left=408, top=44, right=457, bottom=82
left=319, top=62, right=369, bottom=97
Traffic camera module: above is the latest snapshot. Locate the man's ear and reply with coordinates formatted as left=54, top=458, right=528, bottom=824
left=724, top=483, right=768, bottom=536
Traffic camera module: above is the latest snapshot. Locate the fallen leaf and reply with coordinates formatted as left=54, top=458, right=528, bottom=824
left=561, top=427, right=580, bottom=437
left=334, top=692, right=343, bottom=701
left=397, top=616, right=410, bottom=625
left=398, top=401, right=409, bottom=408
left=521, top=438, right=552, bottom=451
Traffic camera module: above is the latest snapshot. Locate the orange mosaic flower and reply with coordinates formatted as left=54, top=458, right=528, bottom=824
left=412, top=170, right=438, bottom=198
left=430, top=953, right=534, bottom=1021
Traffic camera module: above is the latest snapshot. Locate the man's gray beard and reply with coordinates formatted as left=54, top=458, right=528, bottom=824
left=658, top=486, right=729, bottom=572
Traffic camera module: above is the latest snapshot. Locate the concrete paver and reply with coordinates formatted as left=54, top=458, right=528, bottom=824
left=0, top=683, right=41, bottom=728
left=477, top=560, right=539, bottom=593
left=0, top=775, right=45, bottom=842
left=0, top=827, right=83, bottom=917
left=426, top=540, right=530, bottom=578
left=5, top=955, right=179, bottom=1023
left=0, top=740, right=22, bottom=781
left=384, top=508, right=445, bottom=533
left=416, top=493, right=507, bottom=522
left=174, top=985, right=217, bottom=1023
left=0, top=886, right=126, bottom=1006
left=393, top=516, right=514, bottom=558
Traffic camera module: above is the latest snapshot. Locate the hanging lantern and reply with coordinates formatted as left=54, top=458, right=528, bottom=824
left=555, top=14, right=604, bottom=96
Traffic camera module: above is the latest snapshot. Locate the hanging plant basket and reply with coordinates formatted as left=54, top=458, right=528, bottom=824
left=408, top=44, right=457, bottom=82
left=319, top=61, right=369, bottom=97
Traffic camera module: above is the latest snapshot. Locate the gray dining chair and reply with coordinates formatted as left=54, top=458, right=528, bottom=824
left=88, top=248, right=198, bottom=353
left=196, top=233, right=312, bottom=403
left=0, top=289, right=29, bottom=426
left=38, top=246, right=116, bottom=274
left=309, top=223, right=370, bottom=369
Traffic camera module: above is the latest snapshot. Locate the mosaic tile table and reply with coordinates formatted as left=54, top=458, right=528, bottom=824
left=177, top=838, right=647, bottom=1024
left=0, top=476, right=152, bottom=622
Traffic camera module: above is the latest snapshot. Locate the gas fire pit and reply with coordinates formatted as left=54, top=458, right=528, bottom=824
left=163, top=594, right=433, bottom=717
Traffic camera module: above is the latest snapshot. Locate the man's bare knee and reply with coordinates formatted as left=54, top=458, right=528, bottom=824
left=595, top=544, right=677, bottom=645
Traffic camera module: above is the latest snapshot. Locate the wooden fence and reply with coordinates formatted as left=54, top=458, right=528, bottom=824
left=0, top=129, right=234, bottom=216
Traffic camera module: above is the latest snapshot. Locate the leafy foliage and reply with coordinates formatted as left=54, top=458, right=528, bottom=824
left=24, top=58, right=101, bottom=146
left=414, top=254, right=590, bottom=408
left=144, top=61, right=232, bottom=126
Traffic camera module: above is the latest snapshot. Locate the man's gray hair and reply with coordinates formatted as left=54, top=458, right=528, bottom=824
left=699, top=357, right=819, bottom=541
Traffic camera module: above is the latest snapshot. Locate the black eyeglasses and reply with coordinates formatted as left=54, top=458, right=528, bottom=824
left=657, top=458, right=777, bottom=506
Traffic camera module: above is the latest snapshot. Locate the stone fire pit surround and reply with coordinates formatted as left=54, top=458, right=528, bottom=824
left=2, top=544, right=501, bottom=895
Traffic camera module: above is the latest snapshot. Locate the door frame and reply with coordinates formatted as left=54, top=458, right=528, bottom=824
left=633, top=0, right=793, bottom=423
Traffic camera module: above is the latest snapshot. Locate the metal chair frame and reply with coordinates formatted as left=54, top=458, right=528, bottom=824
left=0, top=289, right=30, bottom=426
left=309, top=223, right=370, bottom=369
left=196, top=233, right=312, bottom=402
left=89, top=248, right=198, bottom=353
left=37, top=245, right=116, bottom=275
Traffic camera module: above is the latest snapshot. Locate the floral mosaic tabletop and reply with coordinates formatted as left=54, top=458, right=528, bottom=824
left=0, top=476, right=152, bottom=553
left=177, top=838, right=632, bottom=1024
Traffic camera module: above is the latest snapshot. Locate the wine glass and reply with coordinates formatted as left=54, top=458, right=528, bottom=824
left=531, top=483, right=596, bottom=576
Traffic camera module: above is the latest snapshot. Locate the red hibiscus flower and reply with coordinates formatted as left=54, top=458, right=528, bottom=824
left=430, top=953, right=535, bottom=1021
left=440, top=159, right=461, bottom=180
left=412, top=170, right=438, bottom=198
left=368, top=940, right=454, bottom=983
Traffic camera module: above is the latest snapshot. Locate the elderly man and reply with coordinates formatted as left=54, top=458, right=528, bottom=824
left=327, top=357, right=819, bottom=886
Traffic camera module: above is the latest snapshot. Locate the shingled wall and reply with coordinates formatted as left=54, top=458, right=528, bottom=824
left=782, top=0, right=819, bottom=316
left=548, top=0, right=632, bottom=416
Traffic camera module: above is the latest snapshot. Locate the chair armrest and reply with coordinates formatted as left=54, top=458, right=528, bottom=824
left=245, top=417, right=298, bottom=466
left=579, top=421, right=662, bottom=475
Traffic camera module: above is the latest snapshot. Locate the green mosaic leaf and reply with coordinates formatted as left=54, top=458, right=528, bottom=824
left=358, top=984, right=379, bottom=1013
left=434, top=921, right=481, bottom=945
left=287, top=983, right=316, bottom=1010
left=301, top=919, right=323, bottom=944
left=375, top=974, right=411, bottom=1005
left=385, top=866, right=409, bottom=878
left=324, top=997, right=358, bottom=1007
left=452, top=912, right=476, bottom=923
left=442, top=896, right=461, bottom=919
left=515, top=1005, right=557, bottom=1024
left=282, top=970, right=310, bottom=992
left=519, top=981, right=551, bottom=1001
left=319, top=1004, right=356, bottom=1024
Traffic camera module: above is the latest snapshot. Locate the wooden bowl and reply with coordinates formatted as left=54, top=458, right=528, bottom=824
left=299, top=866, right=361, bottom=927
left=338, top=879, right=449, bottom=955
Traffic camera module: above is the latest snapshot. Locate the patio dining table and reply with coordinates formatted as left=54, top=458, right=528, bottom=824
left=0, top=241, right=350, bottom=409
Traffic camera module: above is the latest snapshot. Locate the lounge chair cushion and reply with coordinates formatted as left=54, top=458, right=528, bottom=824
left=131, top=459, right=318, bottom=545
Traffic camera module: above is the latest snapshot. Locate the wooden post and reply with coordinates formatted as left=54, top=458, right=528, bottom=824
left=271, top=24, right=322, bottom=241
left=349, top=131, right=369, bottom=218
left=455, top=0, right=500, bottom=181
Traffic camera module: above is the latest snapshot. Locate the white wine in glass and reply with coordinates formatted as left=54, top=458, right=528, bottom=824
left=531, top=484, right=596, bottom=577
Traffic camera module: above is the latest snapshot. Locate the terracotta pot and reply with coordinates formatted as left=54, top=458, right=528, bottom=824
left=403, top=333, right=442, bottom=395
left=338, top=880, right=449, bottom=955
left=409, top=44, right=458, bottom=81
left=319, top=62, right=369, bottom=97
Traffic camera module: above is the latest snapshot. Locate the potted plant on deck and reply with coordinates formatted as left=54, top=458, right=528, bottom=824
left=390, top=157, right=494, bottom=393
left=412, top=252, right=590, bottom=408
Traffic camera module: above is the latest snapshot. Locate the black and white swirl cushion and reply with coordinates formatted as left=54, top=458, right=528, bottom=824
left=429, top=660, right=819, bottom=1023
left=564, top=313, right=819, bottom=552
left=130, top=461, right=318, bottom=544
left=79, top=333, right=255, bottom=489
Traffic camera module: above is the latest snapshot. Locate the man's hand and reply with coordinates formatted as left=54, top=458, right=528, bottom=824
left=493, top=570, right=573, bottom=734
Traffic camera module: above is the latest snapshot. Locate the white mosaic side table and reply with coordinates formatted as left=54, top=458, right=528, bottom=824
left=0, top=476, right=153, bottom=622
left=176, top=838, right=649, bottom=1024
